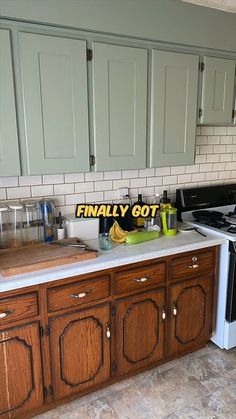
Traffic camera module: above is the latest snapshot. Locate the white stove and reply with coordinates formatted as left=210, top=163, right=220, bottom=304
left=176, top=185, right=236, bottom=350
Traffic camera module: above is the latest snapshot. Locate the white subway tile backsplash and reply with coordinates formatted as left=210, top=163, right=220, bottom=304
left=65, top=173, right=84, bottom=183
left=54, top=183, right=74, bottom=195
left=19, top=176, right=42, bottom=186
left=122, top=169, right=139, bottom=179
left=85, top=191, right=103, bottom=202
left=95, top=180, right=113, bottom=191
left=31, top=185, right=54, bottom=197
left=85, top=172, right=103, bottom=182
left=1, top=127, right=235, bottom=210
left=7, top=186, right=31, bottom=199
left=103, top=171, right=122, bottom=180
left=0, top=177, right=18, bottom=188
left=43, top=174, right=64, bottom=184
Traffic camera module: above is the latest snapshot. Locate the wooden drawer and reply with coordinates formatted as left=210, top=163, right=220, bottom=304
left=114, top=262, right=166, bottom=295
left=171, top=249, right=215, bottom=281
left=0, top=292, right=38, bottom=327
left=47, top=276, right=110, bottom=312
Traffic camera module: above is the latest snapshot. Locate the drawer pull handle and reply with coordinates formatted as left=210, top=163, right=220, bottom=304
left=134, top=277, right=149, bottom=283
left=173, top=305, right=177, bottom=317
left=106, top=324, right=111, bottom=339
left=0, top=310, right=14, bottom=319
left=162, top=308, right=166, bottom=320
left=69, top=292, right=89, bottom=299
left=186, top=264, right=199, bottom=269
left=192, top=256, right=198, bottom=262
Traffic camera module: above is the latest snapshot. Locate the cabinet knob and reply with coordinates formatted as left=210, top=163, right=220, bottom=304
left=186, top=264, right=199, bottom=269
left=134, top=277, right=149, bottom=283
left=69, top=291, right=90, bottom=299
left=192, top=256, right=198, bottom=262
left=173, top=305, right=177, bottom=317
left=0, top=310, right=14, bottom=319
left=106, top=323, right=111, bottom=339
left=162, top=308, right=166, bottom=320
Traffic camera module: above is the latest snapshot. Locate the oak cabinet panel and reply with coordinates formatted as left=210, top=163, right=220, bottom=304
left=200, top=56, right=235, bottom=125
left=169, top=276, right=213, bottom=356
left=19, top=32, right=90, bottom=174
left=150, top=50, right=199, bottom=167
left=0, top=29, right=20, bottom=176
left=0, top=322, right=43, bottom=418
left=49, top=304, right=110, bottom=399
left=0, top=292, right=38, bottom=327
left=115, top=289, right=165, bottom=376
left=92, top=42, right=147, bottom=171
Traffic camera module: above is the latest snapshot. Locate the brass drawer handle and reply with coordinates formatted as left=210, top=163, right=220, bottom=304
left=69, top=291, right=90, bottom=299
left=133, top=277, right=149, bottom=283
left=0, top=309, right=14, bottom=319
left=186, top=264, right=199, bottom=269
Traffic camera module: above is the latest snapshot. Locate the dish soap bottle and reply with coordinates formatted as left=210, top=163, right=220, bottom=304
left=133, top=194, right=146, bottom=228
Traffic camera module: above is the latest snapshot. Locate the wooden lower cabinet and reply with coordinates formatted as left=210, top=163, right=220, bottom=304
left=115, top=289, right=165, bottom=376
left=169, top=276, right=213, bottom=356
left=49, top=303, right=110, bottom=400
left=0, top=322, right=43, bottom=418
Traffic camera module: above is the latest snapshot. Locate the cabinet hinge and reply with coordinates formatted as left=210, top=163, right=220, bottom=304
left=198, top=108, right=203, bottom=118
left=232, top=109, right=235, bottom=119
left=89, top=154, right=95, bottom=166
left=87, top=48, right=93, bottom=61
left=200, top=62, right=205, bottom=72
left=112, top=306, right=117, bottom=316
left=112, top=361, right=117, bottom=372
left=43, top=385, right=53, bottom=399
left=40, top=325, right=50, bottom=337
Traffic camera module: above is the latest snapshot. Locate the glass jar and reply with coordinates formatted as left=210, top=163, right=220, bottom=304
left=8, top=202, right=24, bottom=248
left=39, top=200, right=56, bottom=242
left=0, top=204, right=10, bottom=249
left=22, top=200, right=40, bottom=245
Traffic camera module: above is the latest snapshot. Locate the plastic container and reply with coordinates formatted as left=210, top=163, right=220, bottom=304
left=8, top=202, right=24, bottom=248
left=22, top=200, right=40, bottom=245
left=0, top=204, right=10, bottom=249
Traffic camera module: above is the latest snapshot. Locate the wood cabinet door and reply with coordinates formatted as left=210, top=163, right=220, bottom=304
left=49, top=304, right=110, bottom=400
left=169, top=276, right=213, bottom=356
left=0, top=322, right=43, bottom=418
left=115, top=289, right=165, bottom=376
left=201, top=56, right=235, bottom=124
left=0, top=29, right=21, bottom=176
left=19, top=32, right=90, bottom=174
left=92, top=42, right=147, bottom=171
left=150, top=50, right=199, bottom=167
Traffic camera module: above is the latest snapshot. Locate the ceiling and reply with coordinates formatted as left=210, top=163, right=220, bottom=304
left=180, top=0, right=236, bottom=13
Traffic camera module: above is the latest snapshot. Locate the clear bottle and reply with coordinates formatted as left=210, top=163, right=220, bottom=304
left=144, top=194, right=161, bottom=232
left=8, top=202, right=24, bottom=248
left=22, top=200, right=40, bottom=245
left=0, top=204, right=10, bottom=249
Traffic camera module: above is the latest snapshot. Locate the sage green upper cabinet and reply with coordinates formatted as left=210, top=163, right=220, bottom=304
left=19, top=32, right=90, bottom=174
left=200, top=57, right=235, bottom=125
left=0, top=29, right=21, bottom=176
left=150, top=50, right=199, bottom=167
left=92, top=43, right=147, bottom=171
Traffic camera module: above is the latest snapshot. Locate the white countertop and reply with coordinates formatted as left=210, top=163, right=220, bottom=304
left=0, top=231, right=225, bottom=293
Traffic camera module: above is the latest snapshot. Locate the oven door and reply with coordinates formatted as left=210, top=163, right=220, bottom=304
left=226, top=243, right=236, bottom=322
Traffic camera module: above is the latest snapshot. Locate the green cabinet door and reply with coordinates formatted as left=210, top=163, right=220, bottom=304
left=200, top=56, right=235, bottom=125
left=92, top=42, right=147, bottom=171
left=150, top=50, right=199, bottom=167
left=19, top=33, right=90, bottom=174
left=0, top=29, right=21, bottom=176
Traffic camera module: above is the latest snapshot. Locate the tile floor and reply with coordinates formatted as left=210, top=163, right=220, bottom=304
left=35, top=343, right=236, bottom=418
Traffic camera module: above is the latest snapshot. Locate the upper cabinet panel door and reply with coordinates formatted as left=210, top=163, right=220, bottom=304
left=0, top=29, right=21, bottom=176
left=200, top=56, right=235, bottom=125
left=92, top=43, right=147, bottom=171
left=19, top=33, right=90, bottom=174
left=150, top=50, right=199, bottom=167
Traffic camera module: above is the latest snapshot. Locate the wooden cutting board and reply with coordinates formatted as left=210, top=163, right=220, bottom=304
left=0, top=238, right=97, bottom=277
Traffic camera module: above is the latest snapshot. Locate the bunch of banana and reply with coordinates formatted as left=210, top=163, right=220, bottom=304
left=109, top=221, right=128, bottom=243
